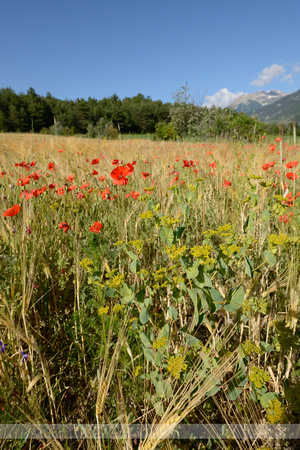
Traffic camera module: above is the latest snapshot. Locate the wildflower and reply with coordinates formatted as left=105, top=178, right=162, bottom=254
left=89, top=221, right=103, bottom=233
left=67, top=185, right=77, bottom=191
left=21, top=351, right=28, bottom=363
left=125, top=191, right=140, bottom=199
left=153, top=336, right=168, bottom=350
left=3, top=204, right=20, bottom=217
left=275, top=137, right=282, bottom=142
left=267, top=399, right=288, bottom=424
left=80, top=182, right=90, bottom=189
left=286, top=161, right=299, bottom=168
left=76, top=193, right=85, bottom=199
left=98, top=306, right=109, bottom=316
left=112, top=304, right=125, bottom=313
left=209, top=161, right=216, bottom=168
left=0, top=340, right=7, bottom=353
left=91, top=158, right=100, bottom=165
left=67, top=175, right=75, bottom=182
left=142, top=172, right=151, bottom=179
left=48, top=183, right=57, bottom=190
left=92, top=170, right=98, bottom=175
left=17, top=176, right=30, bottom=186
left=167, top=354, right=187, bottom=379
left=249, top=366, right=270, bottom=388
left=26, top=226, right=33, bottom=234
left=59, top=222, right=69, bottom=233
left=286, top=172, right=298, bottom=180
left=223, top=180, right=231, bottom=187
left=110, top=166, right=130, bottom=185
left=98, top=176, right=106, bottom=181
left=112, top=159, right=120, bottom=165
left=58, top=149, right=63, bottom=153
left=48, top=163, right=55, bottom=170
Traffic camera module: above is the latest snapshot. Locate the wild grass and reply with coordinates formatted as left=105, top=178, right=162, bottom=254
left=0, top=133, right=299, bottom=449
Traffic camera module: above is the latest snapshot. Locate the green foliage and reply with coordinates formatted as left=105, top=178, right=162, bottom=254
left=155, top=121, right=177, bottom=140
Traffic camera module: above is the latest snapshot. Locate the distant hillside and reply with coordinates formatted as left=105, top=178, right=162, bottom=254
left=229, top=90, right=287, bottom=114
left=228, top=89, right=300, bottom=124
left=253, top=90, right=300, bottom=124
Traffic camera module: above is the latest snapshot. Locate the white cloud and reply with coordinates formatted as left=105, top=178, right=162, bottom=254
left=251, top=64, right=286, bottom=87
left=293, top=64, right=300, bottom=74
left=203, top=88, right=244, bottom=108
left=281, top=74, right=293, bottom=83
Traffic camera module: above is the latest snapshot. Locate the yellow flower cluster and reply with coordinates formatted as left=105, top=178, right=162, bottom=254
left=79, top=257, right=94, bottom=273
left=203, top=223, right=234, bottom=239
left=160, top=215, right=180, bottom=227
left=268, top=233, right=290, bottom=246
left=266, top=399, right=288, bottom=424
left=249, top=366, right=270, bottom=388
left=190, top=245, right=215, bottom=265
left=153, top=336, right=168, bottom=350
left=105, top=271, right=125, bottom=289
left=165, top=244, right=187, bottom=261
left=220, top=244, right=240, bottom=256
left=241, top=340, right=262, bottom=356
left=139, top=211, right=154, bottom=219
left=128, top=239, right=144, bottom=251
left=167, top=354, right=187, bottom=379
left=113, top=304, right=125, bottom=314
left=134, top=365, right=142, bottom=377
left=98, top=306, right=109, bottom=316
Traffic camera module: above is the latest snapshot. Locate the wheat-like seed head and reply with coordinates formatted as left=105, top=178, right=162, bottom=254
left=139, top=415, right=181, bottom=450
left=96, top=380, right=108, bottom=418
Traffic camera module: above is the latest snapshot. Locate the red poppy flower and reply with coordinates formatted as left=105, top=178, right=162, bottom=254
left=286, top=172, right=298, bottom=180
left=67, top=175, right=75, bottom=182
left=76, top=193, right=85, bottom=199
left=67, top=185, right=77, bottom=191
left=286, top=161, right=299, bottom=169
left=223, top=180, right=232, bottom=188
left=112, top=159, right=120, bottom=165
left=263, top=162, right=275, bottom=171
left=275, top=137, right=282, bottom=142
left=80, top=183, right=90, bottom=189
left=49, top=183, right=57, bottom=190
left=48, top=163, right=55, bottom=171
left=3, top=204, right=20, bottom=217
left=98, top=176, right=106, bottom=181
left=91, top=158, right=100, bottom=165
left=56, top=187, right=65, bottom=196
left=17, top=176, right=30, bottom=186
left=30, top=161, right=36, bottom=167
left=89, top=221, right=103, bottom=233
left=209, top=162, right=216, bottom=169
left=274, top=170, right=281, bottom=176
left=30, top=172, right=40, bottom=181
left=92, top=170, right=98, bottom=175
left=142, top=172, right=151, bottom=179
left=125, top=190, right=140, bottom=199
left=58, top=149, right=63, bottom=153
left=59, top=222, right=69, bottom=233
left=126, top=163, right=134, bottom=175
left=111, top=166, right=130, bottom=185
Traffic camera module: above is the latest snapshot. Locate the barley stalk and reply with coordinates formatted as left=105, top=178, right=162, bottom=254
left=139, top=415, right=181, bottom=450
left=96, top=380, right=108, bottom=418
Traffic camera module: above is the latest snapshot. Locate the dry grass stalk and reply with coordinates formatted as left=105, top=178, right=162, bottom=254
left=96, top=380, right=108, bottom=418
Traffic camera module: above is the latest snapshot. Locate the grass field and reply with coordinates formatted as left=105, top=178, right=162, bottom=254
left=0, top=133, right=300, bottom=449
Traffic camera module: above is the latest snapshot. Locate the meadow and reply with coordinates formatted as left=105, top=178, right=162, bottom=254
left=0, top=133, right=299, bottom=449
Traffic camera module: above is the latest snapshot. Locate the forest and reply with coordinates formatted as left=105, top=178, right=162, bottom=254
left=0, top=86, right=297, bottom=140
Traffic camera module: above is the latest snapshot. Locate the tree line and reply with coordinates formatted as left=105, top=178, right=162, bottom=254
left=0, top=86, right=297, bottom=140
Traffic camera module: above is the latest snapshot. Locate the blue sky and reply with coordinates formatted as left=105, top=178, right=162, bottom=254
left=1, top=0, right=300, bottom=107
